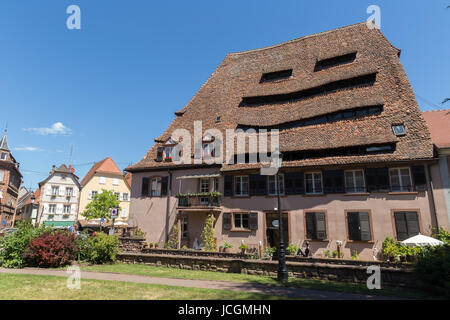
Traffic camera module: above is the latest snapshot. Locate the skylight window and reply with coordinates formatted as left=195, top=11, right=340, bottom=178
left=260, top=69, right=292, bottom=83
left=314, top=52, right=357, bottom=72
left=392, top=124, right=406, bottom=136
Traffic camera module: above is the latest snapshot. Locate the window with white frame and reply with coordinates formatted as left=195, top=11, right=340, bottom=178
left=268, top=174, right=285, bottom=195
left=51, top=186, right=59, bottom=196
left=200, top=178, right=209, bottom=193
left=151, top=177, right=162, bottom=197
left=48, top=204, right=56, bottom=214
left=202, top=143, right=215, bottom=157
left=234, top=176, right=249, bottom=196
left=63, top=205, right=71, bottom=214
left=112, top=178, right=119, bottom=186
left=233, top=213, right=250, bottom=230
left=99, top=176, right=106, bottom=184
left=66, top=187, right=73, bottom=197
left=91, top=191, right=98, bottom=199
left=389, top=168, right=412, bottom=192
left=164, top=147, right=174, bottom=160
left=122, top=193, right=129, bottom=201
left=345, top=170, right=366, bottom=193
left=305, top=172, right=323, bottom=194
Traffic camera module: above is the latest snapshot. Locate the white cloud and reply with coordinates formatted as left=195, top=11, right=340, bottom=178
left=14, top=146, right=42, bottom=152
left=24, top=122, right=72, bottom=135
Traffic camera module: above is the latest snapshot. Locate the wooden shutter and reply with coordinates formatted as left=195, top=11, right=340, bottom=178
left=405, top=212, right=420, bottom=237
left=249, top=212, right=258, bottom=230
left=285, top=172, right=304, bottom=195
left=223, top=212, right=232, bottom=230
left=161, top=176, right=169, bottom=196
left=347, top=212, right=360, bottom=241
left=141, top=177, right=149, bottom=196
left=155, top=147, right=164, bottom=162
left=305, top=212, right=316, bottom=239
left=315, top=212, right=327, bottom=240
left=224, top=175, right=233, bottom=196
left=365, top=168, right=378, bottom=192
left=394, top=212, right=408, bottom=241
left=359, top=212, right=372, bottom=241
left=249, top=174, right=266, bottom=196
left=412, top=166, right=427, bottom=190
left=376, top=167, right=390, bottom=191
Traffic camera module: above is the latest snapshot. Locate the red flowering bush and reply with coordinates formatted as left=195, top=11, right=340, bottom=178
left=24, top=231, right=78, bottom=267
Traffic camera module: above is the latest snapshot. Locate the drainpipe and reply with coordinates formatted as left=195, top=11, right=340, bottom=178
left=165, top=169, right=172, bottom=243
left=426, top=163, right=439, bottom=230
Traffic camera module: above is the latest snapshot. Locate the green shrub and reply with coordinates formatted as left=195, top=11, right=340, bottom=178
left=433, top=227, right=450, bottom=245
left=323, top=250, right=331, bottom=258
left=167, top=224, right=179, bottom=249
left=223, top=242, right=232, bottom=249
left=0, top=221, right=51, bottom=268
left=413, top=244, right=450, bottom=297
left=201, top=214, right=216, bottom=251
left=238, top=243, right=248, bottom=252
left=77, top=232, right=119, bottom=264
left=351, top=250, right=359, bottom=260
left=286, top=243, right=299, bottom=255
left=263, top=246, right=275, bottom=257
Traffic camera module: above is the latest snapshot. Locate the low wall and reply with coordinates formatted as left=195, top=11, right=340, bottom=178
left=118, top=237, right=145, bottom=253
left=117, top=252, right=415, bottom=288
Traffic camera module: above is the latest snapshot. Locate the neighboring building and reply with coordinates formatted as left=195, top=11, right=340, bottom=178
left=423, top=109, right=450, bottom=226
left=0, top=130, right=22, bottom=228
left=36, top=164, right=80, bottom=228
left=126, top=22, right=448, bottom=259
left=77, top=157, right=131, bottom=228
left=15, top=186, right=33, bottom=222
left=17, top=188, right=40, bottom=225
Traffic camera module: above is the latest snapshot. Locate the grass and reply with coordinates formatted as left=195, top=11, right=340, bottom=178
left=79, top=262, right=434, bottom=299
left=0, top=273, right=285, bottom=300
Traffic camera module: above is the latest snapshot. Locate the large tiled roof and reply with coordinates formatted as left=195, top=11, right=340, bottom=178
left=422, top=109, right=450, bottom=149
left=81, top=157, right=123, bottom=186
left=127, top=22, right=434, bottom=172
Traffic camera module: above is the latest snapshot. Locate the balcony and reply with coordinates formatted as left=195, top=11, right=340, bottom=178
left=176, top=192, right=221, bottom=211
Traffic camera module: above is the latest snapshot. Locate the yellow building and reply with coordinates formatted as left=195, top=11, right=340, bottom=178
left=78, top=157, right=131, bottom=227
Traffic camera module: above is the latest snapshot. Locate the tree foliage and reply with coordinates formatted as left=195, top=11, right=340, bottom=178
left=201, top=214, right=216, bottom=251
left=81, top=189, right=120, bottom=220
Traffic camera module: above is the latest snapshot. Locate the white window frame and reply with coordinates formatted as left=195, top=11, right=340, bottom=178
left=164, top=147, right=174, bottom=160
left=389, top=167, right=413, bottom=192
left=65, top=187, right=73, bottom=197
left=51, top=186, right=59, bottom=196
left=122, top=193, right=129, bottom=201
left=99, top=176, right=106, bottom=185
left=233, top=212, right=250, bottom=230
left=345, top=170, right=366, bottom=194
left=304, top=172, right=323, bottom=195
left=268, top=174, right=285, bottom=196
left=112, top=178, right=119, bottom=186
left=202, top=143, right=215, bottom=157
left=91, top=191, right=98, bottom=199
left=63, top=205, right=71, bottom=214
left=151, top=177, right=162, bottom=197
left=200, top=178, right=209, bottom=193
left=48, top=204, right=56, bottom=214
left=234, top=175, right=249, bottom=197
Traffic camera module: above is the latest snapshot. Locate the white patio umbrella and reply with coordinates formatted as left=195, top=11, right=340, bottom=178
left=401, top=234, right=444, bottom=247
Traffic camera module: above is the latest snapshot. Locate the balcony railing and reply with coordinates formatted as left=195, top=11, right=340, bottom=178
left=176, top=193, right=221, bottom=208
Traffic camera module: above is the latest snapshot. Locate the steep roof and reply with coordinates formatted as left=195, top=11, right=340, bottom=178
left=422, top=109, right=450, bottom=149
left=81, top=157, right=123, bottom=186
left=0, top=133, right=9, bottom=151
left=127, top=22, right=433, bottom=172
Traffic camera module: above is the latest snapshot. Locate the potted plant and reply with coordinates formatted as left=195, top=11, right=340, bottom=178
left=239, top=243, right=248, bottom=254
left=262, top=246, right=275, bottom=260
left=286, top=243, right=299, bottom=256
left=223, top=242, right=232, bottom=253
left=218, top=245, right=224, bottom=253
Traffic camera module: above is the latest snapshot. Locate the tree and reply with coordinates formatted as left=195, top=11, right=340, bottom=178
left=82, top=189, right=120, bottom=220
left=201, top=214, right=216, bottom=251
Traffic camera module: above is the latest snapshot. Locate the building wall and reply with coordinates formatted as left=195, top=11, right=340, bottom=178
left=432, top=154, right=450, bottom=225
left=0, top=163, right=21, bottom=227
left=130, top=165, right=448, bottom=260
left=38, top=173, right=80, bottom=226
left=78, top=172, right=131, bottom=222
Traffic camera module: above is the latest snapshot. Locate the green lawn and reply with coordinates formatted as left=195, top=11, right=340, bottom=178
left=0, top=273, right=284, bottom=300
left=79, top=262, right=433, bottom=299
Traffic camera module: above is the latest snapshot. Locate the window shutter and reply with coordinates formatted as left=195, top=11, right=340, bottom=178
left=405, top=212, right=420, bottom=237
left=305, top=212, right=316, bottom=239
left=412, top=166, right=427, bottom=190
left=120, top=208, right=127, bottom=218
left=223, top=212, right=232, bottom=230
left=71, top=205, right=75, bottom=215
left=155, top=147, right=164, bottom=162
left=285, top=172, right=304, bottom=195
left=376, top=167, right=390, bottom=191
left=249, top=174, right=266, bottom=196
left=161, top=176, right=169, bottom=196
left=72, top=188, right=77, bottom=197
left=359, top=212, right=371, bottom=241
left=141, top=178, right=149, bottom=196
left=46, top=185, right=52, bottom=196
left=365, top=168, right=378, bottom=192
left=315, top=212, right=327, bottom=240
left=347, top=212, right=360, bottom=241
left=59, top=187, right=65, bottom=197
left=323, top=170, right=344, bottom=193
left=119, top=193, right=123, bottom=201
left=56, top=204, right=63, bottom=215
left=394, top=212, right=408, bottom=241
left=250, top=212, right=258, bottom=230
left=224, top=175, right=233, bottom=196
left=88, top=191, right=92, bottom=200
left=43, top=204, right=48, bottom=214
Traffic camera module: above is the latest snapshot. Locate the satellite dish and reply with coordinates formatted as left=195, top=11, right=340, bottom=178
left=272, top=220, right=279, bottom=227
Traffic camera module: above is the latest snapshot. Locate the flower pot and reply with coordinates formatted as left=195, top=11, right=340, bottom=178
left=223, top=247, right=230, bottom=253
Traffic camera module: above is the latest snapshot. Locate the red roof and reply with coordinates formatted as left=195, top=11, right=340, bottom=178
left=422, top=109, right=450, bottom=149
left=81, top=157, right=123, bottom=186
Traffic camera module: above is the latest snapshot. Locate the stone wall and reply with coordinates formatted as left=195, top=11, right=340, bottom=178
left=118, top=237, right=145, bottom=253
left=117, top=252, right=415, bottom=288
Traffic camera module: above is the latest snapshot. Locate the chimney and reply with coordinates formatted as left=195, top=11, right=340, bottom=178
left=50, top=165, right=56, bottom=174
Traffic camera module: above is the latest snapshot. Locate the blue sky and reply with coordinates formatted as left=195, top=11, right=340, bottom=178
left=1, top=0, right=449, bottom=189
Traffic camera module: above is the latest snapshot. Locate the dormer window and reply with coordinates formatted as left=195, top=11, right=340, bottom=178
left=260, top=69, right=292, bottom=83
left=202, top=143, right=215, bottom=157
left=314, top=52, right=357, bottom=72
left=1, top=152, right=6, bottom=160
left=392, top=124, right=406, bottom=136
left=164, top=147, right=174, bottom=160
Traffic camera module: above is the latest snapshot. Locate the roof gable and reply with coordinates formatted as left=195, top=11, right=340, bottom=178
left=81, top=157, right=123, bottom=186
left=422, top=109, right=450, bottom=149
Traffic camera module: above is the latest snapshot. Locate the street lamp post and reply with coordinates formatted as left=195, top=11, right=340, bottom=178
left=276, top=155, right=288, bottom=283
